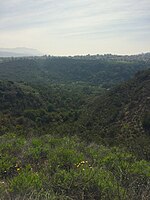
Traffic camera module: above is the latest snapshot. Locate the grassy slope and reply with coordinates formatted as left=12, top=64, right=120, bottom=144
left=0, top=133, right=150, bottom=200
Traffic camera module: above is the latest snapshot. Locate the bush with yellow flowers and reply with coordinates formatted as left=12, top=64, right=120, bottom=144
left=0, top=133, right=150, bottom=200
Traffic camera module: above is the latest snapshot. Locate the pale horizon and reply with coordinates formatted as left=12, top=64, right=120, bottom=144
left=0, top=0, right=150, bottom=55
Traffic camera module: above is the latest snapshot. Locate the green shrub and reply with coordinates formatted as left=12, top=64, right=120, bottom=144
left=25, top=138, right=48, bottom=164
left=9, top=165, right=42, bottom=194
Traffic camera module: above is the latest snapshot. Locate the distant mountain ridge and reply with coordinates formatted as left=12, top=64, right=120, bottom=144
left=0, top=47, right=42, bottom=57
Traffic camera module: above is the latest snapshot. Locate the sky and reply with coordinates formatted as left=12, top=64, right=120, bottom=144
left=0, top=0, right=150, bottom=55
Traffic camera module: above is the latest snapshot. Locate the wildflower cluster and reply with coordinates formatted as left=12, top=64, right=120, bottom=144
left=75, top=160, right=93, bottom=171
left=15, top=163, right=21, bottom=172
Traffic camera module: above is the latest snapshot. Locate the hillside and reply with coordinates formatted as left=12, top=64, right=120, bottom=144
left=0, top=81, right=43, bottom=114
left=80, top=69, right=150, bottom=158
left=0, top=56, right=149, bottom=87
left=0, top=67, right=150, bottom=199
left=0, top=80, right=103, bottom=136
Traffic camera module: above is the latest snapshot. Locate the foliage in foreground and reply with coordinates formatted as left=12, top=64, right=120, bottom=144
left=0, top=133, right=150, bottom=200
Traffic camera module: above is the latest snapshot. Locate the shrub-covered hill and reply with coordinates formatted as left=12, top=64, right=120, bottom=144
left=0, top=57, right=149, bottom=87
left=0, top=133, right=150, bottom=200
left=80, top=69, right=150, bottom=155
left=0, top=80, right=103, bottom=136
left=0, top=81, right=43, bottom=114
left=0, top=81, right=46, bottom=135
left=0, top=62, right=150, bottom=199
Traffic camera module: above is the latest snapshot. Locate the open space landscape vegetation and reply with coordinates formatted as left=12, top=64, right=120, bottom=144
left=0, top=54, right=150, bottom=199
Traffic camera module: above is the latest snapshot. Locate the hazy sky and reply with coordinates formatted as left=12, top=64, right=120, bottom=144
left=0, top=0, right=150, bottom=55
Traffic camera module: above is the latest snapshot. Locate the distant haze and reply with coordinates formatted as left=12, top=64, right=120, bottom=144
left=0, top=47, right=42, bottom=57
left=0, top=0, right=150, bottom=55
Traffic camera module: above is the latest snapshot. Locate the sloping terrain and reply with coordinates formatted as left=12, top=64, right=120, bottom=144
left=0, top=81, right=43, bottom=114
left=0, top=80, right=97, bottom=136
left=0, top=81, right=45, bottom=135
left=1, top=133, right=150, bottom=200
left=0, top=56, right=149, bottom=86
left=80, top=69, right=150, bottom=156
left=0, top=62, right=150, bottom=199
